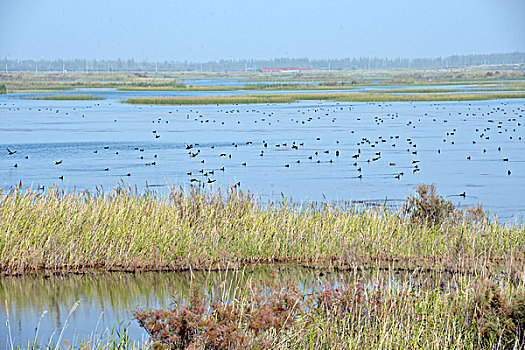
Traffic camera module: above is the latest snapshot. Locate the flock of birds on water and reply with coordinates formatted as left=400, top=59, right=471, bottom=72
left=2, top=98, right=524, bottom=200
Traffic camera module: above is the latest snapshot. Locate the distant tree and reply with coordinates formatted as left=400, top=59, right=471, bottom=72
left=0, top=84, right=7, bottom=94
left=0, top=52, right=523, bottom=72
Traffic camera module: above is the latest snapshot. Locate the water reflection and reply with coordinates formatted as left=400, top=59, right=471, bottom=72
left=0, top=266, right=456, bottom=347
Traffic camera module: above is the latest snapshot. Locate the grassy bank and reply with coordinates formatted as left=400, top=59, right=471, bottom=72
left=0, top=185, right=523, bottom=276
left=125, top=91, right=525, bottom=105
left=31, top=94, right=104, bottom=100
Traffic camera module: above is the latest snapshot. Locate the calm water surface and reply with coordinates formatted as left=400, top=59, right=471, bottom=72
left=0, top=267, right=453, bottom=347
left=1, top=89, right=524, bottom=219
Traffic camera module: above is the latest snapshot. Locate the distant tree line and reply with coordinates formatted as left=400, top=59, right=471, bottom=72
left=1, top=52, right=524, bottom=73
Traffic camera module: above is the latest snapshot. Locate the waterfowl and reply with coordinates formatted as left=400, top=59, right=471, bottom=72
left=6, top=147, right=16, bottom=155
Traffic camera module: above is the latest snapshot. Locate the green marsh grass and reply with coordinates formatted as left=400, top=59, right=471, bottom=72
left=0, top=185, right=523, bottom=276
left=124, top=91, right=525, bottom=105
left=31, top=94, right=104, bottom=101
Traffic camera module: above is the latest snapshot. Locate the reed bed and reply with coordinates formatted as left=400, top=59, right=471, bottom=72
left=31, top=94, right=103, bottom=100
left=369, top=88, right=469, bottom=94
left=133, top=275, right=525, bottom=349
left=124, top=91, right=525, bottom=105
left=0, top=185, right=523, bottom=277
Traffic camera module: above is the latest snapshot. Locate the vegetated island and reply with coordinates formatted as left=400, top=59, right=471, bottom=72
left=30, top=94, right=104, bottom=100
left=124, top=91, right=525, bottom=105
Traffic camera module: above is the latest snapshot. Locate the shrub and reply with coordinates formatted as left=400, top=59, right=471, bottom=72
left=403, top=184, right=455, bottom=225
left=462, top=279, right=525, bottom=348
left=134, top=282, right=302, bottom=349
left=0, top=84, right=7, bottom=94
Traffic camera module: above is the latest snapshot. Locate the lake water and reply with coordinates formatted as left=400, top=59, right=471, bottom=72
left=1, top=89, right=524, bottom=220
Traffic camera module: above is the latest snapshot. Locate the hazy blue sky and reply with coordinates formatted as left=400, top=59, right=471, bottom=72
left=1, top=0, right=524, bottom=61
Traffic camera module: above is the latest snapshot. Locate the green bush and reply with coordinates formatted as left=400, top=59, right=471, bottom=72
left=402, top=184, right=455, bottom=225
left=463, top=279, right=525, bottom=348
left=0, top=84, right=7, bottom=94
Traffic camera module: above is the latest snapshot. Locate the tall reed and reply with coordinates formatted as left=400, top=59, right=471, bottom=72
left=0, top=185, right=523, bottom=276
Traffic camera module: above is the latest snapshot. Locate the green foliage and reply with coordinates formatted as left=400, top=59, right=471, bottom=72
left=403, top=184, right=456, bottom=225
left=125, top=91, right=525, bottom=105
left=0, top=185, right=523, bottom=277
left=0, top=83, right=7, bottom=94
left=462, top=280, right=525, bottom=348
left=31, top=94, right=103, bottom=100
left=403, top=184, right=489, bottom=227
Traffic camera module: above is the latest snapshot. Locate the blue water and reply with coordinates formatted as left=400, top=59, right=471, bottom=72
left=1, top=89, right=524, bottom=220
left=1, top=88, right=525, bottom=347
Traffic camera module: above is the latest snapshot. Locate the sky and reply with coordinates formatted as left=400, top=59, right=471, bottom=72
left=0, top=0, right=524, bottom=61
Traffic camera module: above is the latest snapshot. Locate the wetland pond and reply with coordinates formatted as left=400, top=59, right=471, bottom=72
left=1, top=266, right=459, bottom=347
left=1, top=86, right=524, bottom=347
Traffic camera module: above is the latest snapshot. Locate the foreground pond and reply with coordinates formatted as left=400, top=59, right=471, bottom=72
left=0, top=266, right=460, bottom=347
left=1, top=90, right=523, bottom=220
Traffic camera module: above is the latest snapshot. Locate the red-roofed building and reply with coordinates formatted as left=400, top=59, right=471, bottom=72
left=260, top=67, right=311, bottom=72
